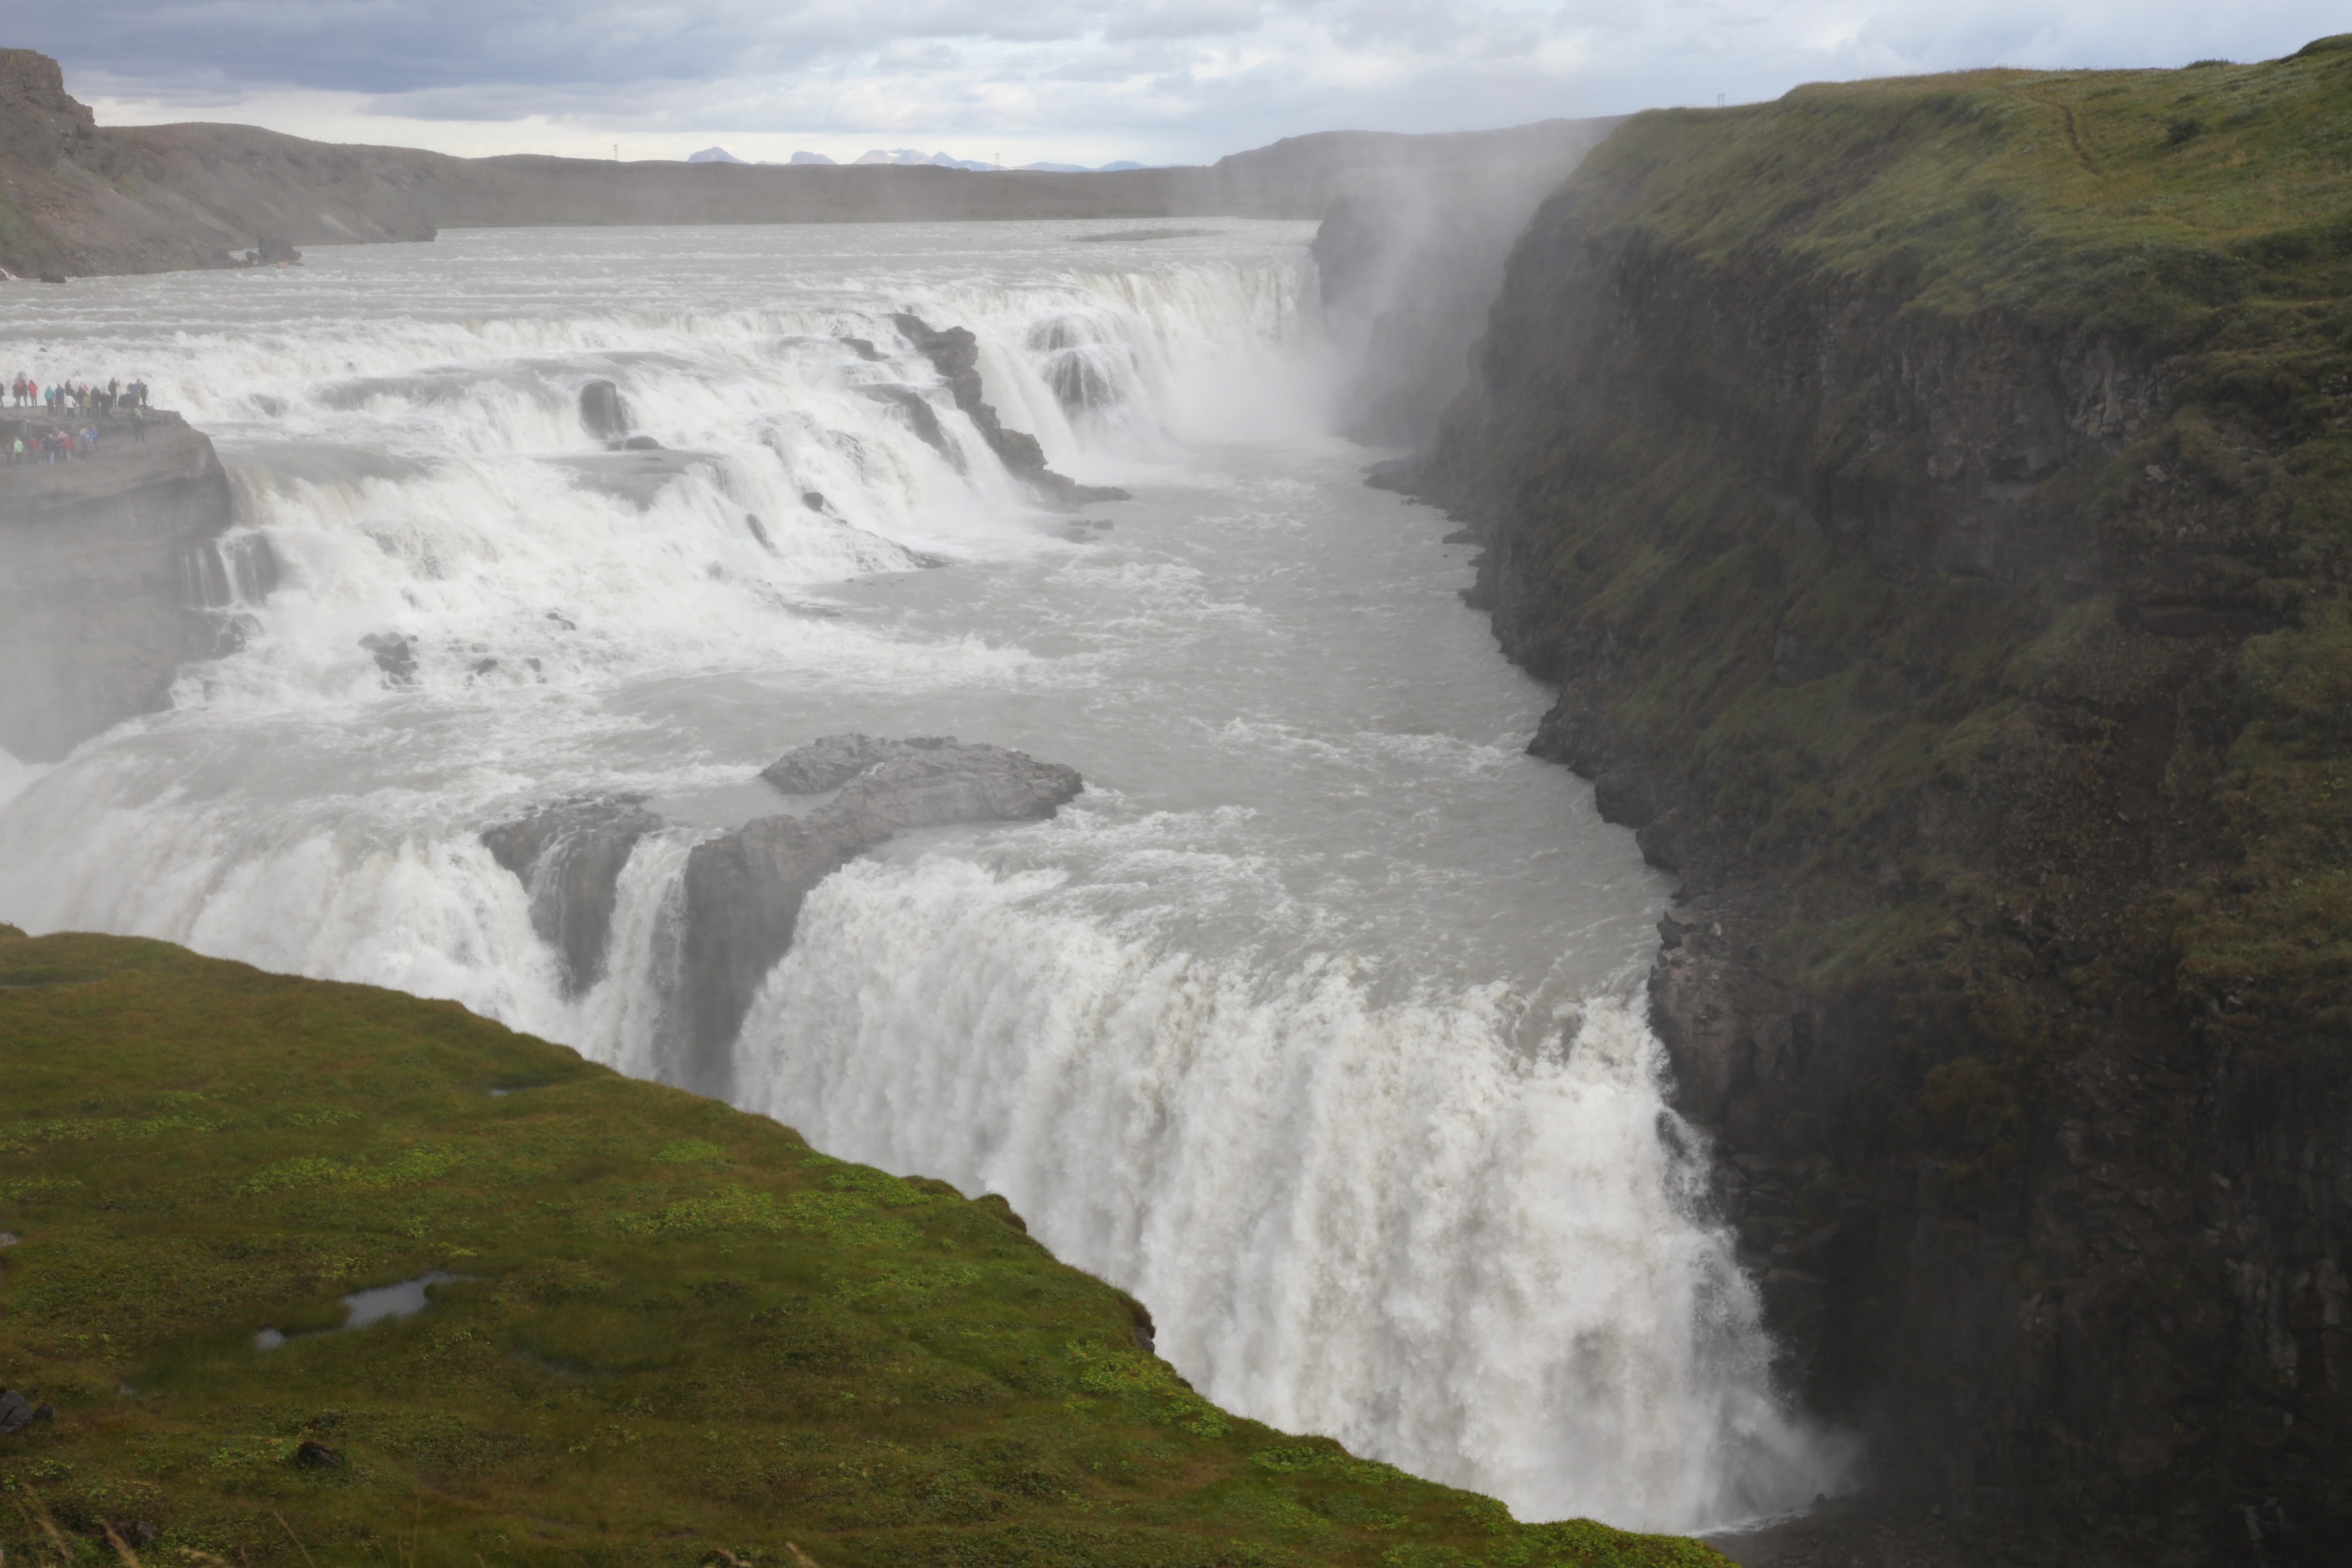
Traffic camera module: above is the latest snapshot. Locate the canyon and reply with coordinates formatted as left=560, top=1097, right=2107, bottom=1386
left=2, top=30, right=2349, bottom=1568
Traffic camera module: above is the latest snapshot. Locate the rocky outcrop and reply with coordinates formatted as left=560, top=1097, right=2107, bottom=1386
left=890, top=315, right=1128, bottom=505
left=1420, top=45, right=2352, bottom=1566
left=482, top=796, right=663, bottom=996
left=577, top=380, right=630, bottom=443
left=676, top=737, right=1082, bottom=1095
left=0, top=412, right=250, bottom=760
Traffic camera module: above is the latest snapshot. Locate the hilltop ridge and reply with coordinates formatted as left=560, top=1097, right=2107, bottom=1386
left=0, top=49, right=1612, bottom=277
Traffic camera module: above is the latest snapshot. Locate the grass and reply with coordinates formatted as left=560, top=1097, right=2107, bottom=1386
left=0, top=926, right=1729, bottom=1568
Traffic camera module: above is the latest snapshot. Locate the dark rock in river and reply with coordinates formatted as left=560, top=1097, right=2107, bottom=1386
left=678, top=736, right=1081, bottom=1096
left=758, top=732, right=957, bottom=794
left=482, top=796, right=662, bottom=996
left=890, top=313, right=1128, bottom=507
left=579, top=379, right=630, bottom=442
left=358, top=632, right=417, bottom=685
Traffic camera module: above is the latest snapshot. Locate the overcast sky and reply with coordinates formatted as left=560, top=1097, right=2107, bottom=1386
left=21, top=2, right=2347, bottom=167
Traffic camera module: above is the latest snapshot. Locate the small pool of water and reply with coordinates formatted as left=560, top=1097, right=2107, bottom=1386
left=255, top=1271, right=467, bottom=1350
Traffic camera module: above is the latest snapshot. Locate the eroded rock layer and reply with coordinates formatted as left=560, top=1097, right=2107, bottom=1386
left=678, top=737, right=1083, bottom=1094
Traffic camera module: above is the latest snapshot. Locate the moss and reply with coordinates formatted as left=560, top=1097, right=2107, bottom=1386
left=1457, top=39, right=2352, bottom=1069
left=0, top=930, right=1726, bottom=1567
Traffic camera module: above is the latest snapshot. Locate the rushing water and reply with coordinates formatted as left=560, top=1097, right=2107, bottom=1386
left=0, top=221, right=1843, bottom=1530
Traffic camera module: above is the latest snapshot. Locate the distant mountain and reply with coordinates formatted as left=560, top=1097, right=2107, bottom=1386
left=787, top=151, right=836, bottom=166
left=1097, top=161, right=1147, bottom=172
left=685, top=147, right=745, bottom=164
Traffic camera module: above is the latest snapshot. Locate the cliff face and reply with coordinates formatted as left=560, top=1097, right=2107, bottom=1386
left=0, top=413, right=249, bottom=760
left=1421, top=40, right=2352, bottom=1565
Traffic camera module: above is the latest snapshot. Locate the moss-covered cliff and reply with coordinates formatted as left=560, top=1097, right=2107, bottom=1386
left=1420, top=36, right=2352, bottom=1566
left=0, top=926, right=1725, bottom=1568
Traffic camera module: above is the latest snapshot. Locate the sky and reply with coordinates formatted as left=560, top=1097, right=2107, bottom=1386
left=18, top=2, right=2348, bottom=168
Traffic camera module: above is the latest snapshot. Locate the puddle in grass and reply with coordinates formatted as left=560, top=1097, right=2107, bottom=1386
left=255, top=1271, right=467, bottom=1350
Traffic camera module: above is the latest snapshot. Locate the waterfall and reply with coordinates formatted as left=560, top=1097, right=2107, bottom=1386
left=0, top=220, right=1845, bottom=1533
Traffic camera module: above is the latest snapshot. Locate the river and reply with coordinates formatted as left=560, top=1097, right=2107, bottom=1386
left=0, top=219, right=1840, bottom=1531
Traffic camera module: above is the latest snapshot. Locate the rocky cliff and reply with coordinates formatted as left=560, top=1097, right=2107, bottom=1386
left=0, top=412, right=250, bottom=760
left=1417, top=39, right=2352, bottom=1566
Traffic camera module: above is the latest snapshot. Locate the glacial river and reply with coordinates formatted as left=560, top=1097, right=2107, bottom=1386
left=0, top=222, right=1838, bottom=1530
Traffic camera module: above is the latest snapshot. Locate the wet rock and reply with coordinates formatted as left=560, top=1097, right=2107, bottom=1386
left=580, top=379, right=630, bottom=442
left=0, top=1390, right=51, bottom=1434
left=759, top=733, right=957, bottom=794
left=860, top=385, right=962, bottom=468
left=678, top=737, right=1082, bottom=1094
left=890, top=313, right=1129, bottom=506
left=482, top=796, right=663, bottom=996
left=359, top=632, right=416, bottom=685
left=255, top=235, right=302, bottom=264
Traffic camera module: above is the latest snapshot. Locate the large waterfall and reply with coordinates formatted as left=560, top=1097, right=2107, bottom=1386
left=0, top=219, right=1844, bottom=1531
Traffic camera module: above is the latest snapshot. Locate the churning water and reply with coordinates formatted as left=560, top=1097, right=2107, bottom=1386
left=0, top=221, right=1842, bottom=1529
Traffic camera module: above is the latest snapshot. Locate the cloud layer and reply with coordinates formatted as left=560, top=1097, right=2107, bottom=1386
left=24, top=1, right=2349, bottom=163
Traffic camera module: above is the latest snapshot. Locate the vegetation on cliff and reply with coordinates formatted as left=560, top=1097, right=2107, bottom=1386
left=0, top=925, right=1725, bottom=1568
left=1425, top=34, right=2350, bottom=1561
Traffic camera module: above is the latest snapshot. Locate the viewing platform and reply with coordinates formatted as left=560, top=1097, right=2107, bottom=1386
left=0, top=410, right=217, bottom=521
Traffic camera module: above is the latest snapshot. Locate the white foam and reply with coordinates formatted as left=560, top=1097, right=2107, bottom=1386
left=0, top=221, right=1849, bottom=1534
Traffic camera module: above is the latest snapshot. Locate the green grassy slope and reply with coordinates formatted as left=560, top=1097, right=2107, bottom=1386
left=0, top=926, right=1724, bottom=1568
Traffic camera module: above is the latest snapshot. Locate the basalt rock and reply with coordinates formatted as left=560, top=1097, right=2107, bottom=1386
left=678, top=737, right=1081, bottom=1096
left=890, top=314, right=1129, bottom=507
left=482, top=796, right=663, bottom=996
left=579, top=379, right=630, bottom=442
left=0, top=411, right=244, bottom=760
left=757, top=732, right=957, bottom=794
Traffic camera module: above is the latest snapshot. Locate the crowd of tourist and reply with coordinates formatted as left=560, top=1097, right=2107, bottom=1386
left=4, top=372, right=158, bottom=467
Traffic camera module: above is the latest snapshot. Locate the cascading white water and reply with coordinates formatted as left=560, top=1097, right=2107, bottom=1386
left=0, top=220, right=1845, bottom=1532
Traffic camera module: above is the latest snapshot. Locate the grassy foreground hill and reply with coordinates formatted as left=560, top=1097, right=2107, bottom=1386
left=1421, top=32, right=2352, bottom=1563
left=0, top=926, right=1723, bottom=1568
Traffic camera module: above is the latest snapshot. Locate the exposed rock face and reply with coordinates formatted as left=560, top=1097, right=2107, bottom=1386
left=890, top=315, right=1128, bottom=506
left=756, top=733, right=957, bottom=793
left=578, top=380, right=630, bottom=443
left=482, top=796, right=663, bottom=996
left=677, top=737, right=1082, bottom=1096
left=1419, top=49, right=2352, bottom=1566
left=0, top=413, right=245, bottom=760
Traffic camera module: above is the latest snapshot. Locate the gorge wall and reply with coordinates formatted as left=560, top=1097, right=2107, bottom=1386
left=1411, top=39, right=2352, bottom=1566
left=0, top=413, right=248, bottom=760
